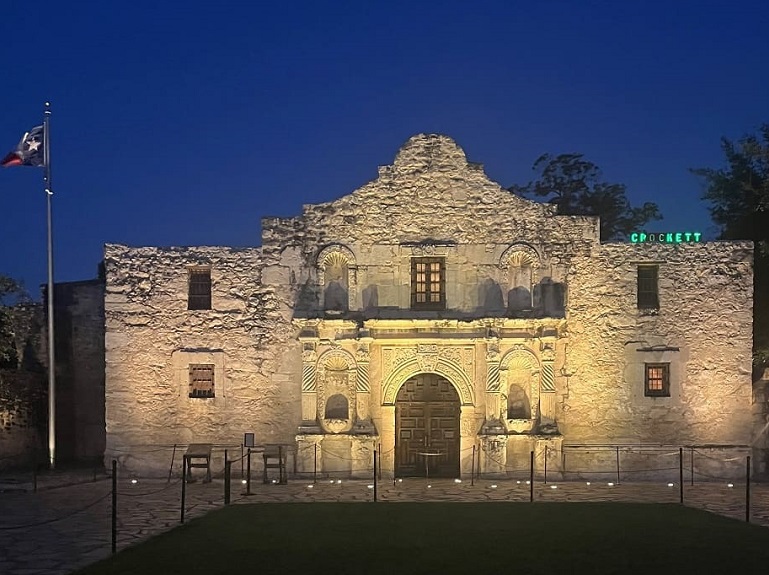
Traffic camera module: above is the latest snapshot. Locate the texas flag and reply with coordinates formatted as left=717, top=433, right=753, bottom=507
left=1, top=125, right=45, bottom=167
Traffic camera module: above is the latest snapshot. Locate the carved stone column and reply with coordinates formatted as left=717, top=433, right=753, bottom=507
left=300, top=342, right=319, bottom=430
left=485, top=342, right=502, bottom=420
left=540, top=345, right=557, bottom=430
left=378, top=405, right=396, bottom=478
left=355, top=340, right=371, bottom=420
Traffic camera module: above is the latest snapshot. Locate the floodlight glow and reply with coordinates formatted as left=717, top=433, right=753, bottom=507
left=336, top=479, right=342, bottom=484
left=525, top=480, right=530, bottom=485
left=131, top=479, right=138, bottom=484
left=397, top=478, right=403, bottom=483
left=241, top=479, right=247, bottom=484
left=454, top=479, right=462, bottom=483
left=586, top=482, right=591, bottom=486
left=367, top=485, right=374, bottom=489
left=307, top=484, right=314, bottom=489
left=491, top=484, right=497, bottom=489
left=550, top=485, right=558, bottom=489
left=608, top=482, right=615, bottom=487
left=427, top=484, right=432, bottom=489
left=727, top=483, right=734, bottom=488
left=667, top=483, right=674, bottom=487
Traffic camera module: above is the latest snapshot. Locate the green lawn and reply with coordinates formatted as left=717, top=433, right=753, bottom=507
left=74, top=503, right=769, bottom=575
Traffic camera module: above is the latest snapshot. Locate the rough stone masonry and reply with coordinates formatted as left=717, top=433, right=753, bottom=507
left=103, top=134, right=756, bottom=480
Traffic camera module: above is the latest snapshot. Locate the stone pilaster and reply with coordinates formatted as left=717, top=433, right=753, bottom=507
left=295, top=434, right=323, bottom=475
left=480, top=435, right=508, bottom=477
left=350, top=435, right=378, bottom=479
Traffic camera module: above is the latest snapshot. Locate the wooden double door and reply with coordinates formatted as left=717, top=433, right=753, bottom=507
left=395, top=374, right=460, bottom=478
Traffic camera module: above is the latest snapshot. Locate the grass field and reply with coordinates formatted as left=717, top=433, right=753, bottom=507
left=73, top=502, right=769, bottom=574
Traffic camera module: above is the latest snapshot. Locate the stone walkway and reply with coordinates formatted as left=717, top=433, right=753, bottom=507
left=1, top=475, right=768, bottom=575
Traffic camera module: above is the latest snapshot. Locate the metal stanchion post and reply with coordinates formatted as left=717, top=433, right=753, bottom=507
left=746, top=455, right=751, bottom=523
left=679, top=447, right=684, bottom=504
left=111, top=459, right=117, bottom=554
left=167, top=443, right=177, bottom=484
left=616, top=446, right=620, bottom=485
left=471, top=445, right=476, bottom=487
left=529, top=450, right=534, bottom=502
left=314, top=443, right=318, bottom=484
left=690, top=447, right=694, bottom=486
left=224, top=450, right=231, bottom=505
left=246, top=448, right=252, bottom=496
left=373, top=450, right=378, bottom=503
left=544, top=445, right=548, bottom=484
left=181, top=455, right=187, bottom=524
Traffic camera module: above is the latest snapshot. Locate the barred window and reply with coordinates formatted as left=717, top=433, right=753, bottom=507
left=644, top=363, right=670, bottom=397
left=189, top=364, right=215, bottom=398
left=188, top=268, right=212, bottom=310
left=411, top=257, right=446, bottom=310
left=637, top=265, right=659, bottom=310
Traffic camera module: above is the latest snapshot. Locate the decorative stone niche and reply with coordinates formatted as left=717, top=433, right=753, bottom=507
left=316, top=349, right=357, bottom=434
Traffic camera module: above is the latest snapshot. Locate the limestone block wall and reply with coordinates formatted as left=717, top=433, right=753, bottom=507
left=562, top=241, right=754, bottom=447
left=265, top=134, right=599, bottom=319
left=104, top=244, right=302, bottom=473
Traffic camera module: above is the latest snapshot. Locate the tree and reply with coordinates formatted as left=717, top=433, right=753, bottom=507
left=693, top=124, right=769, bottom=252
left=508, top=153, right=662, bottom=241
left=693, top=125, right=769, bottom=376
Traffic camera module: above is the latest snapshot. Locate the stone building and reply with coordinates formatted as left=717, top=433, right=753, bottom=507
left=103, top=134, right=755, bottom=479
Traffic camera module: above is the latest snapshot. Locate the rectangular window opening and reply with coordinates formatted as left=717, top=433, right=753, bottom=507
left=188, top=268, right=212, bottom=310
left=411, top=257, right=446, bottom=310
left=644, top=363, right=670, bottom=397
left=637, top=265, right=659, bottom=310
left=189, top=364, right=215, bottom=398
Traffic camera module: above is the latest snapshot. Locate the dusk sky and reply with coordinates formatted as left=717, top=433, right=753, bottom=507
left=1, top=0, right=767, bottom=294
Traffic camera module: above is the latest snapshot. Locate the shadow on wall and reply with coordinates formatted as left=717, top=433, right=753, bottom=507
left=480, top=276, right=566, bottom=318
left=324, top=282, right=348, bottom=312
left=293, top=277, right=566, bottom=320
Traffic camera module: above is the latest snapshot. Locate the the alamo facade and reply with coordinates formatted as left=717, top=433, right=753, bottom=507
left=103, top=134, right=755, bottom=479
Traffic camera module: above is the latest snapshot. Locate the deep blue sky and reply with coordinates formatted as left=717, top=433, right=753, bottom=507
left=1, top=0, right=767, bottom=294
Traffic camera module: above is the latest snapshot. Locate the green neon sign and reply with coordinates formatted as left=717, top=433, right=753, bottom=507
left=629, top=232, right=702, bottom=244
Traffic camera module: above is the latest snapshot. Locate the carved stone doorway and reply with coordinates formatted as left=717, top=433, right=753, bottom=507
left=395, top=374, right=460, bottom=478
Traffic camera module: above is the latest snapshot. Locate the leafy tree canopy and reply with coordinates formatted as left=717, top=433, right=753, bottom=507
left=693, top=124, right=769, bottom=253
left=693, top=125, right=769, bottom=376
left=508, top=153, right=662, bottom=242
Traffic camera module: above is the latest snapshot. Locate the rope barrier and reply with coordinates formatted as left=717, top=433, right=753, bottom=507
left=0, top=491, right=111, bottom=531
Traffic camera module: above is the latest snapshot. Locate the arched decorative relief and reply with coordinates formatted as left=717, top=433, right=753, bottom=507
left=316, top=244, right=357, bottom=312
left=382, top=357, right=474, bottom=406
left=315, top=349, right=357, bottom=433
left=500, top=243, right=541, bottom=285
left=499, top=346, right=541, bottom=422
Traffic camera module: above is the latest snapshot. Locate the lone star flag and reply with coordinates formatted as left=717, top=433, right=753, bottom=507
left=1, top=125, right=45, bottom=167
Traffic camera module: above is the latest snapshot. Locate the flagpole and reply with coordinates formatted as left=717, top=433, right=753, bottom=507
left=44, top=101, right=56, bottom=469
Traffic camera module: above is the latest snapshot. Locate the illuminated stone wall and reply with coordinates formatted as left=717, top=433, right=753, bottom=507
left=564, top=241, right=754, bottom=447
left=104, top=134, right=755, bottom=478
left=103, top=245, right=303, bottom=473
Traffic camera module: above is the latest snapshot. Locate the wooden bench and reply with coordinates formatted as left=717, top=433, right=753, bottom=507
left=262, top=444, right=287, bottom=484
left=185, top=443, right=213, bottom=483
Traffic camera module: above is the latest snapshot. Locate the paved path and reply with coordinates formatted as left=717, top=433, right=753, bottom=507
left=1, top=476, right=768, bottom=575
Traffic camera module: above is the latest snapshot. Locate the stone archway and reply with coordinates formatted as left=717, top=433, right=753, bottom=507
left=394, top=374, right=460, bottom=478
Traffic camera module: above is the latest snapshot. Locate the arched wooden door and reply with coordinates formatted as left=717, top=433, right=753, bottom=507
left=395, top=374, right=460, bottom=478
